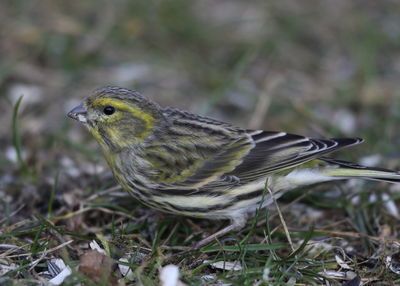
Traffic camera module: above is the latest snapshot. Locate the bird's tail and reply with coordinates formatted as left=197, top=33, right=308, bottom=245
left=320, top=158, right=400, bottom=183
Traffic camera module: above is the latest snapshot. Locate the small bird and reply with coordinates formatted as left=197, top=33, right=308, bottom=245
left=68, top=86, right=400, bottom=248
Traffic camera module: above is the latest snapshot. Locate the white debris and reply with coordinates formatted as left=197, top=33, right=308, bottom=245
left=0, top=259, right=18, bottom=276
left=304, top=241, right=334, bottom=256
left=382, top=193, right=399, bottom=217
left=89, top=240, right=107, bottom=254
left=286, top=277, right=297, bottom=286
left=5, top=146, right=27, bottom=164
left=118, top=257, right=135, bottom=281
left=335, top=254, right=353, bottom=270
left=262, top=267, right=270, bottom=281
left=201, top=274, right=216, bottom=281
left=0, top=244, right=19, bottom=250
left=319, top=270, right=345, bottom=278
left=320, top=270, right=358, bottom=283
left=160, top=264, right=185, bottom=286
left=48, top=259, right=72, bottom=285
left=205, top=260, right=242, bottom=271
left=345, top=271, right=358, bottom=280
left=386, top=256, right=400, bottom=275
left=368, top=193, right=378, bottom=203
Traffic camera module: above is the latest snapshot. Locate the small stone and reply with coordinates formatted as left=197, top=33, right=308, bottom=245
left=78, top=251, right=118, bottom=285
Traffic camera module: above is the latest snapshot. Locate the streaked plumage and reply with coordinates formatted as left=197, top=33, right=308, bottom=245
left=68, top=86, right=400, bottom=247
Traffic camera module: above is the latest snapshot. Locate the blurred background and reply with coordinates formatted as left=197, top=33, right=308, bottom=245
left=1, top=0, right=400, bottom=210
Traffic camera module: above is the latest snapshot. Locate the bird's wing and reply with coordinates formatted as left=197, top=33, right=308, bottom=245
left=148, top=106, right=362, bottom=192
left=145, top=135, right=254, bottom=189
left=226, top=130, right=363, bottom=183
left=144, top=108, right=255, bottom=190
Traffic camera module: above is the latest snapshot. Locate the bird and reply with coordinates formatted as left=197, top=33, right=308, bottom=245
left=68, top=86, right=400, bottom=249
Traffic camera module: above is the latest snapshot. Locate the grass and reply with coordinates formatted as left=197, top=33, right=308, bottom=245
left=1, top=0, right=400, bottom=285
left=2, top=179, right=399, bottom=285
left=11, top=96, right=29, bottom=176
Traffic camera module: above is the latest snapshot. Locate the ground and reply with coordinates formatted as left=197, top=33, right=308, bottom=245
left=1, top=0, right=400, bottom=285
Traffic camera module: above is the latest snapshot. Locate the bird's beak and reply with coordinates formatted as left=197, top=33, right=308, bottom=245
left=67, top=103, right=88, bottom=123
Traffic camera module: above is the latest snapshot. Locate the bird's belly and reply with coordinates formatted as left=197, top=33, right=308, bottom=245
left=142, top=178, right=282, bottom=220
left=112, top=163, right=311, bottom=220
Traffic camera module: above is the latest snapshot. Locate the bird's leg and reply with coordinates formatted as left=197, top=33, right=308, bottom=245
left=191, top=215, right=247, bottom=250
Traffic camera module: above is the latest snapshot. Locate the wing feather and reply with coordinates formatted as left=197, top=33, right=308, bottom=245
left=145, top=109, right=363, bottom=193
left=227, top=131, right=363, bottom=182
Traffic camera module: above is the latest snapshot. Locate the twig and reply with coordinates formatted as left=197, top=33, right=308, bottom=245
left=256, top=188, right=314, bottom=227
left=0, top=244, right=27, bottom=258
left=85, top=185, right=122, bottom=202
left=267, top=186, right=294, bottom=252
left=2, top=240, right=73, bottom=259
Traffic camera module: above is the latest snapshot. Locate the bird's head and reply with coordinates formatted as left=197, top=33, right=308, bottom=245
left=68, top=86, right=164, bottom=151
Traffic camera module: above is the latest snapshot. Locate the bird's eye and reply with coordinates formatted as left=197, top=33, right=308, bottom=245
left=103, top=105, right=115, bottom=115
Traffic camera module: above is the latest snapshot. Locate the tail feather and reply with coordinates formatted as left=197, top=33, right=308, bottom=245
left=320, top=157, right=400, bottom=184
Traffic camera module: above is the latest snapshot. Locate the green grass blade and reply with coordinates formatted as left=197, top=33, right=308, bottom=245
left=12, top=95, right=29, bottom=175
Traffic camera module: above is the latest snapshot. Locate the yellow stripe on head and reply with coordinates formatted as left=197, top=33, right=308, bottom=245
left=92, top=98, right=155, bottom=145
left=90, top=97, right=156, bottom=148
left=93, top=98, right=155, bottom=129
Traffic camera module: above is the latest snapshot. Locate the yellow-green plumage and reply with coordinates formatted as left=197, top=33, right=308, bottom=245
left=68, top=86, right=400, bottom=225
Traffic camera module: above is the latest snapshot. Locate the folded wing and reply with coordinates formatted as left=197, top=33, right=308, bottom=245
left=227, top=130, right=363, bottom=183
